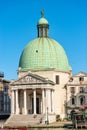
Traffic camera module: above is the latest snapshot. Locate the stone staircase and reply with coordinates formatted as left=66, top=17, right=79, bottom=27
left=4, top=114, right=45, bottom=127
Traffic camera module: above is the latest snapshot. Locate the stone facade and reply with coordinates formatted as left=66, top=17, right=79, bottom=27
left=6, top=12, right=72, bottom=125
left=0, top=73, right=11, bottom=119
left=10, top=70, right=71, bottom=123
left=67, top=72, right=87, bottom=118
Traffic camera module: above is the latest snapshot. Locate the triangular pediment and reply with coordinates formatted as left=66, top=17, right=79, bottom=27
left=11, top=73, right=54, bottom=86
left=73, top=72, right=87, bottom=77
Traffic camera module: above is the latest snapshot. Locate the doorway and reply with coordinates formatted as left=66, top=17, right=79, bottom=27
left=32, top=97, right=40, bottom=114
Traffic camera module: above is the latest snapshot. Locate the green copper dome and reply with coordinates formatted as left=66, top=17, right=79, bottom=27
left=19, top=38, right=70, bottom=72
left=19, top=11, right=71, bottom=72
left=38, top=17, right=48, bottom=25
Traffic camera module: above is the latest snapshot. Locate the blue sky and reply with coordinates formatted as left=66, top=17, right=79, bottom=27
left=0, top=0, right=87, bottom=80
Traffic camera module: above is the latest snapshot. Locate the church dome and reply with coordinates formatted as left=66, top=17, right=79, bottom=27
left=19, top=38, right=70, bottom=71
left=19, top=11, right=71, bottom=72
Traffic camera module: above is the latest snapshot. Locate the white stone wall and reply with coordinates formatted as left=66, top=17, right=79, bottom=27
left=18, top=70, right=70, bottom=119
left=33, top=70, right=70, bottom=118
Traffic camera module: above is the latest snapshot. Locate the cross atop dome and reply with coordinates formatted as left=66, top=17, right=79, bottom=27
left=41, top=9, right=44, bottom=17
left=37, top=10, right=49, bottom=37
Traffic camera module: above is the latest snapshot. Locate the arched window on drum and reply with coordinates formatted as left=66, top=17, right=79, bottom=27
left=79, top=96, right=85, bottom=105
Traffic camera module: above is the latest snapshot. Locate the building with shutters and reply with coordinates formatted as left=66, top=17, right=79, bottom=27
left=66, top=72, right=87, bottom=118
left=0, top=72, right=11, bottom=119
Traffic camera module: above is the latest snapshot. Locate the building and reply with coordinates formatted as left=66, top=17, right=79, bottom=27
left=5, top=11, right=72, bottom=127
left=67, top=72, right=87, bottom=117
left=0, top=72, right=11, bottom=119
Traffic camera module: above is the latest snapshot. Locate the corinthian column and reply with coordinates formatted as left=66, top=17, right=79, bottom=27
left=24, top=89, right=27, bottom=114
left=51, top=90, right=54, bottom=113
left=16, top=89, right=19, bottom=114
left=42, top=89, right=45, bottom=114
left=11, top=90, right=15, bottom=114
left=47, top=89, right=51, bottom=113
left=33, top=89, right=36, bottom=114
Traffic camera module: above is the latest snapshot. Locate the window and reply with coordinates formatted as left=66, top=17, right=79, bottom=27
left=79, top=87, right=84, bottom=93
left=70, top=87, right=75, bottom=94
left=56, top=75, right=59, bottom=84
left=43, top=28, right=45, bottom=36
left=80, top=96, right=85, bottom=105
left=0, top=94, right=3, bottom=111
left=4, top=85, right=8, bottom=92
left=69, top=77, right=73, bottom=82
left=79, top=77, right=84, bottom=81
left=36, top=50, right=38, bottom=53
left=71, top=97, right=75, bottom=105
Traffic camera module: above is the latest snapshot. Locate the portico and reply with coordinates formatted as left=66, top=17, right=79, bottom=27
left=11, top=73, right=55, bottom=116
